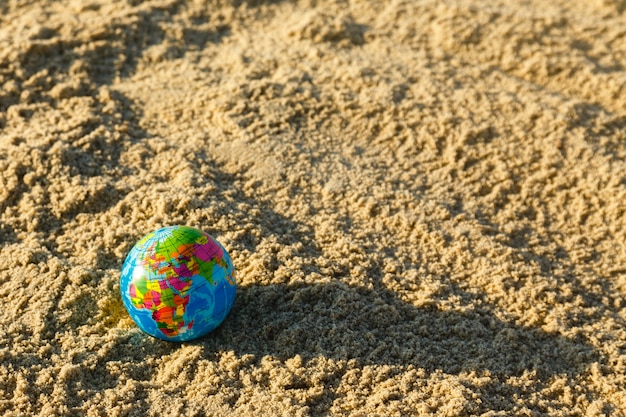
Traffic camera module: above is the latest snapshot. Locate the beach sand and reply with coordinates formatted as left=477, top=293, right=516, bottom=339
left=1, top=0, right=626, bottom=415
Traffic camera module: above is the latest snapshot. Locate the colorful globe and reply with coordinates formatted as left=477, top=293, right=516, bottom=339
left=120, top=225, right=236, bottom=342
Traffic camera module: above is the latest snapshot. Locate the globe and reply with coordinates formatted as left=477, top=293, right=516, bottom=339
left=120, top=225, right=236, bottom=342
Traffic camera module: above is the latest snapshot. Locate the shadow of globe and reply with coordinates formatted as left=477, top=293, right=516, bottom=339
left=200, top=281, right=597, bottom=379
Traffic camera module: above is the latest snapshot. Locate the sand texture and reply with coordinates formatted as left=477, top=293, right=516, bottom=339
left=1, top=0, right=626, bottom=415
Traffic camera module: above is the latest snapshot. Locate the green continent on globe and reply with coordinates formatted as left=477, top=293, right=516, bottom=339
left=127, top=226, right=233, bottom=338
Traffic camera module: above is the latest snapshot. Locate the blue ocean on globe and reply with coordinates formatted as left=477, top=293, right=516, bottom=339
left=119, top=225, right=237, bottom=342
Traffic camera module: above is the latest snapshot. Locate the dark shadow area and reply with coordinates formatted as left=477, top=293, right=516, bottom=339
left=0, top=223, right=16, bottom=245
left=201, top=281, right=598, bottom=379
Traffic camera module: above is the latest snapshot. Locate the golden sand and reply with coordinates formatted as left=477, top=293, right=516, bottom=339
left=1, top=0, right=625, bottom=415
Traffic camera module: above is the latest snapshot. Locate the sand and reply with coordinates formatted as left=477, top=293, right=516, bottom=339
left=1, top=0, right=626, bottom=415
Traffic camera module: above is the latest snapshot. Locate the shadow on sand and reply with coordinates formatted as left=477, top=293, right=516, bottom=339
left=200, top=281, right=597, bottom=379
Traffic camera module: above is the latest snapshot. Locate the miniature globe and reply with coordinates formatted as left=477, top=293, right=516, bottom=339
left=120, top=225, right=236, bottom=342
